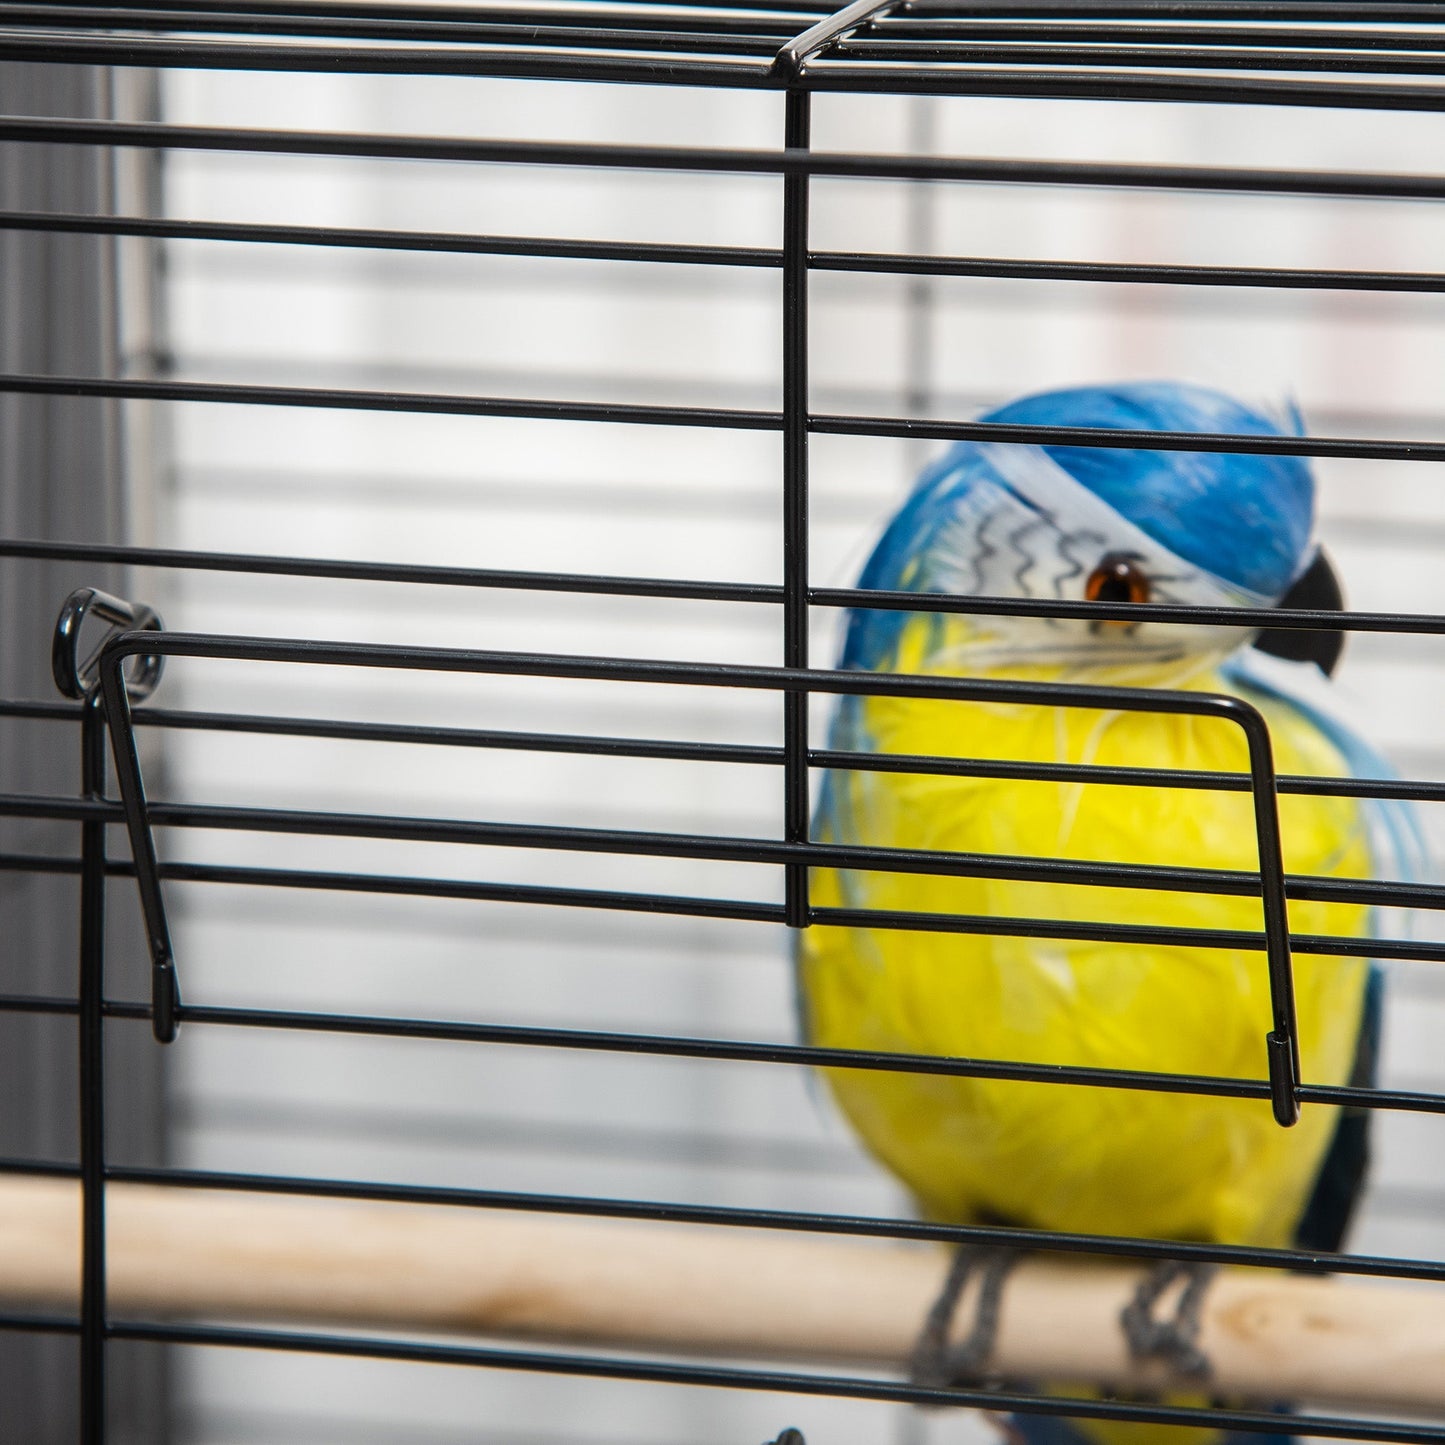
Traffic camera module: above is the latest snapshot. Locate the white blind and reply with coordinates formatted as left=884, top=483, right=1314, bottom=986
left=151, top=69, right=1445, bottom=1444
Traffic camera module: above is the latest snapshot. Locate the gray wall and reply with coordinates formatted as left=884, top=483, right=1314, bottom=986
left=0, top=61, right=169, bottom=1445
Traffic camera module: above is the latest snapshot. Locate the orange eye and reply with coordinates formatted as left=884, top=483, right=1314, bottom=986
left=1085, top=553, right=1151, bottom=606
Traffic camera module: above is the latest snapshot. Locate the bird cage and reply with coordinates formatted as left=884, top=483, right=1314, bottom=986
left=2, top=5, right=1445, bottom=1445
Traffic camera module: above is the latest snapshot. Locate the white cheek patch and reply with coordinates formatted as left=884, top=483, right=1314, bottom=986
left=975, top=443, right=1274, bottom=609
left=915, top=444, right=1279, bottom=663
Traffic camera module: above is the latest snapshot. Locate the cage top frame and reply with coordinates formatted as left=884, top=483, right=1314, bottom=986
left=5, top=0, right=1445, bottom=106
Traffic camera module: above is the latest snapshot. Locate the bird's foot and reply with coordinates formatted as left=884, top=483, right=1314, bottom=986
left=911, top=1244, right=1021, bottom=1388
left=1119, top=1259, right=1216, bottom=1381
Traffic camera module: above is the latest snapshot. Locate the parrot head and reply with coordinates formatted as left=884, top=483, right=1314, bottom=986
left=841, top=381, right=1318, bottom=674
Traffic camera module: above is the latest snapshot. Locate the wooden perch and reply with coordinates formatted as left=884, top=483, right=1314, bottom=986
left=2, top=1174, right=1443, bottom=1413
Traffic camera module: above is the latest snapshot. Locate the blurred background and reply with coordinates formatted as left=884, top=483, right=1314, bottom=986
left=4, top=45, right=1445, bottom=1445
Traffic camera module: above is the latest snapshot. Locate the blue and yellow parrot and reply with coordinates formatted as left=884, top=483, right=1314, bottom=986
left=797, top=382, right=1417, bottom=1445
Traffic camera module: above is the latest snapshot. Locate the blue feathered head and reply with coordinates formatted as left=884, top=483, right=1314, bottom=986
left=842, top=381, right=1317, bottom=673
left=988, top=382, right=1313, bottom=598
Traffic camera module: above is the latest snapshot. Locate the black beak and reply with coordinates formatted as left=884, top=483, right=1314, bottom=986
left=1251, top=547, right=1346, bottom=678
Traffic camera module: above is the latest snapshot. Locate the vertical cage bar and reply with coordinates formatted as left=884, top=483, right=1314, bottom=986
left=1240, top=711, right=1302, bottom=1128
left=78, top=691, right=108, bottom=1444
left=783, top=88, right=812, bottom=930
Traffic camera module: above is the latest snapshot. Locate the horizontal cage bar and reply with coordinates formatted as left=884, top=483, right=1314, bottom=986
left=6, top=116, right=1445, bottom=200
left=3, top=790, right=1440, bottom=914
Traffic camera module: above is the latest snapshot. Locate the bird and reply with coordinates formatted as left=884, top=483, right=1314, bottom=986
left=795, top=381, right=1418, bottom=1445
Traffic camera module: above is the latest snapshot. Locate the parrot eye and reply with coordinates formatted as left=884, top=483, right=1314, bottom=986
left=1085, top=553, right=1151, bottom=607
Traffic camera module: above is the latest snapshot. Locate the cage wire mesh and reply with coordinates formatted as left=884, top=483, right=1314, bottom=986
left=4, top=4, right=1445, bottom=1444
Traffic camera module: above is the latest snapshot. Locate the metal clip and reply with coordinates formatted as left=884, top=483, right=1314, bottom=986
left=52, top=586, right=164, bottom=702
left=53, top=587, right=180, bottom=1043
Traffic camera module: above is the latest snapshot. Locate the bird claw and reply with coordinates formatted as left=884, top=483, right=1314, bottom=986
left=911, top=1244, right=1021, bottom=1389
left=1120, top=1259, right=1217, bottom=1381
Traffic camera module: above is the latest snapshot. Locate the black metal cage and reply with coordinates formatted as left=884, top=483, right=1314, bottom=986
left=4, top=5, right=1445, bottom=1444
